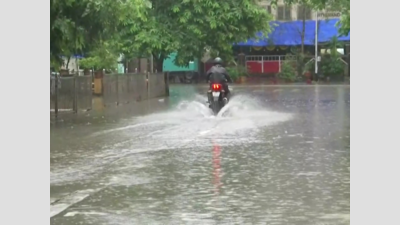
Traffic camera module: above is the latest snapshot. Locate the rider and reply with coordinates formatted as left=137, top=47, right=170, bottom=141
left=206, top=57, right=233, bottom=103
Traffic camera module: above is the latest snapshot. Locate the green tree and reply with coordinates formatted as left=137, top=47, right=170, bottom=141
left=319, top=36, right=346, bottom=80
left=78, top=40, right=120, bottom=72
left=50, top=0, right=148, bottom=69
left=333, top=0, right=350, bottom=35
left=310, top=0, right=350, bottom=35
left=116, top=0, right=274, bottom=71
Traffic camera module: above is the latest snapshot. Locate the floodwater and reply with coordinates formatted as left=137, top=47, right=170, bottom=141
left=50, top=85, right=350, bottom=225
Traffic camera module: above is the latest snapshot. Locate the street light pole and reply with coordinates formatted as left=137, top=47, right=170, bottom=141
left=315, top=11, right=318, bottom=78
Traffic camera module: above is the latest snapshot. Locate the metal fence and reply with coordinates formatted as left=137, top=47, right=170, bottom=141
left=245, top=54, right=349, bottom=78
left=50, top=75, right=92, bottom=114
left=102, top=73, right=148, bottom=106
left=51, top=72, right=169, bottom=115
left=148, top=73, right=166, bottom=99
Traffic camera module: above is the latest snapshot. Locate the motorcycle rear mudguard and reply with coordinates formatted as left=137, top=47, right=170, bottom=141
left=208, top=90, right=228, bottom=114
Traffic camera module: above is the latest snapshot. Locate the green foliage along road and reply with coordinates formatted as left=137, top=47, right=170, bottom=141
left=51, top=0, right=273, bottom=70
left=50, top=0, right=149, bottom=67
left=50, top=0, right=349, bottom=71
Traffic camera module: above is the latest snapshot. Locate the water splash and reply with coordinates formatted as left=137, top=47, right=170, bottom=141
left=107, top=94, right=294, bottom=147
left=217, top=94, right=265, bottom=118
left=86, top=94, right=293, bottom=150
left=137, top=94, right=213, bottom=123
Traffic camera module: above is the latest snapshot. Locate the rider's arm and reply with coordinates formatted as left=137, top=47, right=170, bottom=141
left=206, top=67, right=214, bottom=82
left=223, top=69, right=233, bottom=83
left=226, top=74, right=233, bottom=83
left=206, top=71, right=212, bottom=82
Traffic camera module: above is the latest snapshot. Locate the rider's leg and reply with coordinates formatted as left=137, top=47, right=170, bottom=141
left=222, top=83, right=229, bottom=104
left=223, top=83, right=230, bottom=96
left=207, top=91, right=212, bottom=103
left=207, top=84, right=212, bottom=103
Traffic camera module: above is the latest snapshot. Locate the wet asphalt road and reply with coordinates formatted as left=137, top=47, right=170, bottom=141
left=50, top=85, right=350, bottom=225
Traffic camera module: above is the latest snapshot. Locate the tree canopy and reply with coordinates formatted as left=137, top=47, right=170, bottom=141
left=270, top=0, right=350, bottom=36
left=50, top=0, right=349, bottom=70
left=113, top=0, right=275, bottom=69
left=51, top=0, right=273, bottom=70
left=335, top=0, right=350, bottom=35
left=50, top=0, right=148, bottom=68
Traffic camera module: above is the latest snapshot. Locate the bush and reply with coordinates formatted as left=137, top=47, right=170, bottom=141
left=320, top=55, right=345, bottom=80
left=79, top=41, right=119, bottom=72
left=226, top=65, right=249, bottom=82
left=319, top=36, right=346, bottom=80
left=278, top=60, right=297, bottom=82
left=79, top=57, right=98, bottom=70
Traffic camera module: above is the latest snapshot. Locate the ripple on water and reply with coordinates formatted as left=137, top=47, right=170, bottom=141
left=52, top=91, right=350, bottom=225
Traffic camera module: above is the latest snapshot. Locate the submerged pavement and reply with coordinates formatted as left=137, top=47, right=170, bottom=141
left=51, top=85, right=350, bottom=225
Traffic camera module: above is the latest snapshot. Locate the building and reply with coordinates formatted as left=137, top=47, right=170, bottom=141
left=223, top=1, right=347, bottom=76
left=258, top=0, right=341, bottom=21
left=121, top=3, right=346, bottom=79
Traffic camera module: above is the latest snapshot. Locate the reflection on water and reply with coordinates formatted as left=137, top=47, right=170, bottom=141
left=212, top=142, right=222, bottom=195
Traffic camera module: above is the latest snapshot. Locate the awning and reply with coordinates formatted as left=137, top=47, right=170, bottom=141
left=235, top=19, right=350, bottom=46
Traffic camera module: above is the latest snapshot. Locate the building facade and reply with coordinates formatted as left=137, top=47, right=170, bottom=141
left=258, top=0, right=341, bottom=21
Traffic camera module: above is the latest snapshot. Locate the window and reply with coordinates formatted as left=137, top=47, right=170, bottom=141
left=266, top=5, right=272, bottom=14
left=277, top=5, right=292, bottom=21
left=297, top=5, right=312, bottom=20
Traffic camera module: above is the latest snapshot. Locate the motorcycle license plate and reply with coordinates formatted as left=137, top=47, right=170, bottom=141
left=212, top=92, right=220, bottom=97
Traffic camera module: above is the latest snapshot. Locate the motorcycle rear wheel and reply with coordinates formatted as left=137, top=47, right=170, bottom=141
left=211, top=101, right=220, bottom=115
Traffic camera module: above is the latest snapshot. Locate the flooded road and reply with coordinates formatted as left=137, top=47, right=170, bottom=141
left=51, top=85, right=350, bottom=225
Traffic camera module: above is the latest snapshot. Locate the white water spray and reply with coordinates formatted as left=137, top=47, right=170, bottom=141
left=95, top=94, right=294, bottom=146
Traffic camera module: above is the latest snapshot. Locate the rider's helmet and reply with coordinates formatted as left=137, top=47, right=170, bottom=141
left=213, top=57, right=223, bottom=65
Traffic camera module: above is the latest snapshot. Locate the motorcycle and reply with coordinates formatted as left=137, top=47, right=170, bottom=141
left=208, top=83, right=229, bottom=115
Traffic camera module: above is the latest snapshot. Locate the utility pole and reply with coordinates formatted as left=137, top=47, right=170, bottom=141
left=314, top=11, right=319, bottom=79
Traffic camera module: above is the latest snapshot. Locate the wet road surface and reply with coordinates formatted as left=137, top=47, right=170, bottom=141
left=51, top=85, right=350, bottom=225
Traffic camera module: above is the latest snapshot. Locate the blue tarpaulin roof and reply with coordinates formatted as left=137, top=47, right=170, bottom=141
left=235, top=19, right=349, bottom=46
